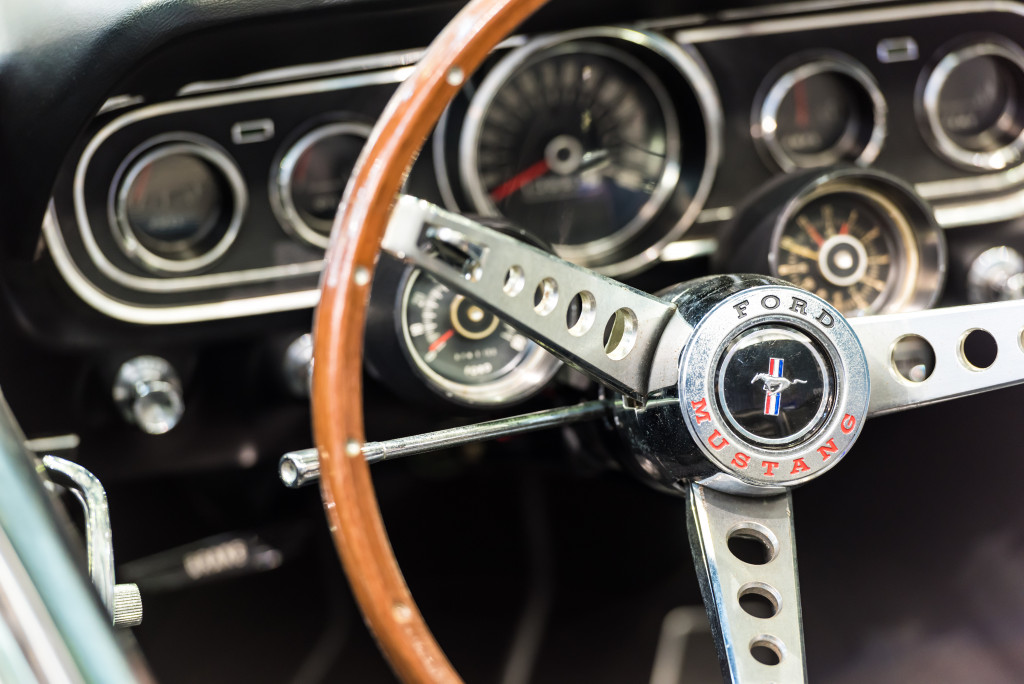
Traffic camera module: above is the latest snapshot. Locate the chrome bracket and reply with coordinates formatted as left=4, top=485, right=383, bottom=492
left=687, top=483, right=806, bottom=683
left=41, top=456, right=143, bottom=628
left=383, top=195, right=680, bottom=400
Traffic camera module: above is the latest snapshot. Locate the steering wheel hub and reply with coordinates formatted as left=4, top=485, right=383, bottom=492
left=677, top=280, right=870, bottom=488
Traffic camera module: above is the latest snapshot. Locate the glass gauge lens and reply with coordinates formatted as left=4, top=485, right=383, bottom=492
left=463, top=43, right=678, bottom=259
left=114, top=140, right=243, bottom=273
left=759, top=58, right=884, bottom=171
left=122, top=153, right=231, bottom=257
left=401, top=270, right=558, bottom=405
left=275, top=122, right=371, bottom=248
left=935, top=52, right=1024, bottom=152
left=774, top=189, right=911, bottom=316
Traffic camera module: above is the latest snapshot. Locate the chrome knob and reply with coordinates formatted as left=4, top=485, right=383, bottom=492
left=283, top=333, right=314, bottom=398
left=112, top=356, right=184, bottom=434
left=112, top=583, right=143, bottom=628
left=967, top=246, right=1024, bottom=303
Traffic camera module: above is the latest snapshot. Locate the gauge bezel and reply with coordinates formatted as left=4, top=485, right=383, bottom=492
left=754, top=53, right=888, bottom=173
left=455, top=26, right=722, bottom=277
left=917, top=38, right=1024, bottom=172
left=270, top=120, right=373, bottom=249
left=110, top=134, right=247, bottom=274
left=399, top=268, right=562, bottom=407
left=768, top=169, right=946, bottom=316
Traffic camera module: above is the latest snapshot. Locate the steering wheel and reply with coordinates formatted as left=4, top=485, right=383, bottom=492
left=311, top=0, right=1024, bottom=681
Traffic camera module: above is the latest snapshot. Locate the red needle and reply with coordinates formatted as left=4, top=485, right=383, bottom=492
left=794, top=79, right=809, bottom=128
left=838, top=222, right=850, bottom=236
left=428, top=329, right=455, bottom=353
left=489, top=160, right=550, bottom=202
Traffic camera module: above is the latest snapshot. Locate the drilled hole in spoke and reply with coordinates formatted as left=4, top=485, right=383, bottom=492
left=739, top=583, right=781, bottom=619
left=750, top=636, right=784, bottom=666
left=567, top=291, right=596, bottom=336
left=603, top=308, right=638, bottom=360
left=533, top=278, right=558, bottom=315
left=503, top=266, right=525, bottom=297
left=727, top=523, right=778, bottom=565
left=960, top=328, right=997, bottom=370
left=892, top=334, right=935, bottom=383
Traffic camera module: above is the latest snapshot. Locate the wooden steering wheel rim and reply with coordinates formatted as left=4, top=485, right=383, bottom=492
left=311, top=0, right=549, bottom=681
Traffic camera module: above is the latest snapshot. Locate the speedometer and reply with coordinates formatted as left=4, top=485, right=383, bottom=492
left=457, top=27, right=722, bottom=276
left=462, top=42, right=678, bottom=261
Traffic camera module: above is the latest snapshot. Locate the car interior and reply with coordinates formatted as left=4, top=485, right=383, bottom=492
left=3, top=0, right=1024, bottom=682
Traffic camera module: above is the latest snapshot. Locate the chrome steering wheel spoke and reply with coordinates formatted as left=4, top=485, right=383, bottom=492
left=850, top=298, right=1024, bottom=416
left=383, top=195, right=681, bottom=400
left=687, top=483, right=806, bottom=684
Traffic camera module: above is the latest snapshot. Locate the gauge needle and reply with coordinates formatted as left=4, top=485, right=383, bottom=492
left=428, top=329, right=455, bottom=353
left=490, top=160, right=550, bottom=201
left=797, top=216, right=826, bottom=247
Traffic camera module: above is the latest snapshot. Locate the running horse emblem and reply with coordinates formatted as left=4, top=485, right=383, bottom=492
left=751, top=357, right=806, bottom=416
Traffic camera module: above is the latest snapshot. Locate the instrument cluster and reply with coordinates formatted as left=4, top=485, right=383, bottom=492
left=41, top=1, right=1024, bottom=407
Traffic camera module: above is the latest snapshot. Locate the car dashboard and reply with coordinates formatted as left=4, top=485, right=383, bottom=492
left=5, top=0, right=1024, bottom=682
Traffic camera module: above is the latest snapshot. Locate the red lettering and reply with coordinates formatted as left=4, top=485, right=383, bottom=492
left=841, top=414, right=856, bottom=434
left=762, top=461, right=780, bottom=476
left=790, top=458, right=810, bottom=474
left=691, top=398, right=711, bottom=425
left=731, top=453, right=750, bottom=469
left=817, top=438, right=839, bottom=461
left=707, top=430, right=729, bottom=450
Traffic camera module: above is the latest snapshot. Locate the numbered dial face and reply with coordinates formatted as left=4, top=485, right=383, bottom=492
left=401, top=271, right=557, bottom=405
left=773, top=189, right=912, bottom=316
left=462, top=43, right=679, bottom=261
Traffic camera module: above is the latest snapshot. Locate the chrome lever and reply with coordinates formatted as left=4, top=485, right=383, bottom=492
left=41, top=456, right=143, bottom=628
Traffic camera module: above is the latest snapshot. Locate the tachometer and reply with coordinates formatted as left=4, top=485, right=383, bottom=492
left=400, top=269, right=560, bottom=406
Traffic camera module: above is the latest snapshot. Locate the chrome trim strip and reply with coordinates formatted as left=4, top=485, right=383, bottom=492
left=43, top=207, right=321, bottom=324
left=178, top=48, right=426, bottom=95
left=675, top=1, right=1024, bottom=44
left=24, top=434, right=81, bottom=454
left=915, top=164, right=1024, bottom=199
left=932, top=188, right=1024, bottom=228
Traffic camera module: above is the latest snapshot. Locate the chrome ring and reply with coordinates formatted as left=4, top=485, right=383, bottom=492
left=918, top=39, right=1024, bottom=172
left=110, top=134, right=247, bottom=274
left=754, top=53, right=887, bottom=173
left=271, top=121, right=372, bottom=249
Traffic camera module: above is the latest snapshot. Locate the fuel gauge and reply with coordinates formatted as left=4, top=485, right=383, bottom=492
left=755, top=55, right=887, bottom=172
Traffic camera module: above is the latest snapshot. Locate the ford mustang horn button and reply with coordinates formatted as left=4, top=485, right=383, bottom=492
left=679, top=285, right=871, bottom=487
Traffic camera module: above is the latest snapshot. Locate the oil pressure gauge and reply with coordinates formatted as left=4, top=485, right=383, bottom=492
left=398, top=270, right=561, bottom=406
left=716, top=169, right=946, bottom=317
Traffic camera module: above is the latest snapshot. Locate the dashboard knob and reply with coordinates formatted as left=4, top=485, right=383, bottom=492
left=282, top=333, right=313, bottom=398
left=967, top=246, right=1024, bottom=303
left=112, top=356, right=184, bottom=435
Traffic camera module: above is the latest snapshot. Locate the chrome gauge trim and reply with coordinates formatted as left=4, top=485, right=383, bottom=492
left=918, top=38, right=1024, bottom=172
left=768, top=170, right=945, bottom=316
left=270, top=121, right=373, bottom=249
left=43, top=206, right=321, bottom=324
left=110, top=135, right=247, bottom=274
left=398, top=269, right=562, bottom=407
left=44, top=66, right=411, bottom=322
left=754, top=53, right=887, bottom=173
left=457, top=26, right=722, bottom=277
